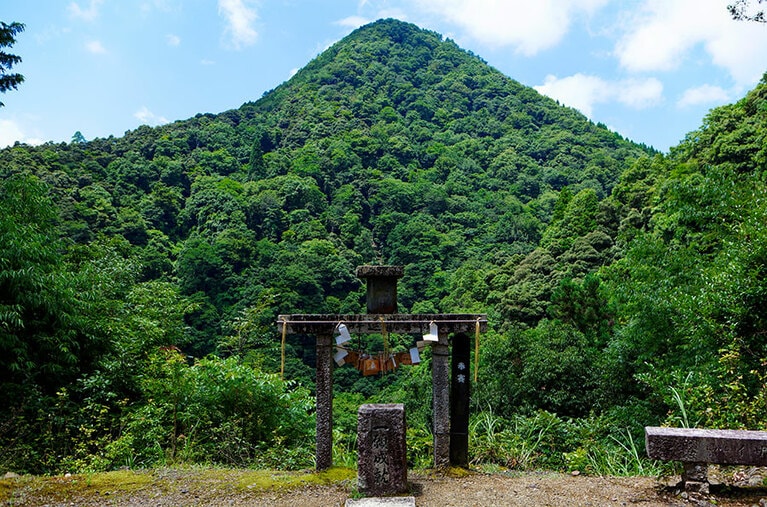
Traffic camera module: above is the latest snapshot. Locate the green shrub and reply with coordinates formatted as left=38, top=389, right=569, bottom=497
left=106, top=352, right=314, bottom=469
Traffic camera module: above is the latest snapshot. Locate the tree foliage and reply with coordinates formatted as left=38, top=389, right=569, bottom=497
left=0, top=21, right=24, bottom=106
left=0, top=174, right=105, bottom=393
left=603, top=73, right=767, bottom=428
left=728, top=0, right=767, bottom=22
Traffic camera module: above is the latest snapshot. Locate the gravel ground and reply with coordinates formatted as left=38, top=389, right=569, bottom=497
left=3, top=468, right=767, bottom=506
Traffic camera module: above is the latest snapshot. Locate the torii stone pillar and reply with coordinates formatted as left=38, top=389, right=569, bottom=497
left=432, top=328, right=451, bottom=467
left=315, top=332, right=334, bottom=471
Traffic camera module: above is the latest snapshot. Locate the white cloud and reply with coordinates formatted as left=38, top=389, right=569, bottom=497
left=140, top=0, right=179, bottom=14
left=377, top=8, right=409, bottom=21
left=615, top=0, right=767, bottom=86
left=166, top=34, right=181, bottom=46
left=535, top=73, right=663, bottom=117
left=0, top=120, right=43, bottom=148
left=414, top=0, right=609, bottom=55
left=614, top=2, right=692, bottom=72
left=336, top=16, right=372, bottom=29
left=134, top=106, right=169, bottom=126
left=201, top=59, right=216, bottom=66
left=617, top=77, right=664, bottom=109
left=218, top=0, right=259, bottom=49
left=535, top=74, right=608, bottom=116
left=705, top=21, right=767, bottom=86
left=68, top=0, right=103, bottom=21
left=0, top=119, right=26, bottom=148
left=677, top=84, right=730, bottom=108
left=86, top=40, right=107, bottom=54
left=334, top=12, right=408, bottom=32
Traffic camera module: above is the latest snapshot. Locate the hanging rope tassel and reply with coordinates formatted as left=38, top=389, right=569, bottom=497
left=280, top=318, right=288, bottom=380
left=474, top=317, right=481, bottom=383
left=379, top=316, right=389, bottom=373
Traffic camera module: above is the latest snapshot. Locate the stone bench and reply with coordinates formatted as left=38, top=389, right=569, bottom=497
left=645, top=426, right=767, bottom=493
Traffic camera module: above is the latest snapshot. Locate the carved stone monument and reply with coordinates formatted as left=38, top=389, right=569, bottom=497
left=357, top=404, right=408, bottom=496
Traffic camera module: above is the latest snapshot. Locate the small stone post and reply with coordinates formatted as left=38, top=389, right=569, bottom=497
left=357, top=404, right=408, bottom=496
left=432, top=328, right=451, bottom=468
left=315, top=333, right=333, bottom=470
left=356, top=265, right=404, bottom=314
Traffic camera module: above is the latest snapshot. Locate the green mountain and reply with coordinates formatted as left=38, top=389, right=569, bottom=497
left=6, top=18, right=765, bottom=475
left=1, top=19, right=651, bottom=334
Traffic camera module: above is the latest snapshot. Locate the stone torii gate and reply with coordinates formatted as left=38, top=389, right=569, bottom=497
left=278, top=266, right=487, bottom=470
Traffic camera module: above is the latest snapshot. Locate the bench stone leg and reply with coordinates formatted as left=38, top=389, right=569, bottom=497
left=682, top=462, right=709, bottom=494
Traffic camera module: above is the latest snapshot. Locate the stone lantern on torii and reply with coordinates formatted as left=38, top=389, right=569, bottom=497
left=278, top=265, right=487, bottom=470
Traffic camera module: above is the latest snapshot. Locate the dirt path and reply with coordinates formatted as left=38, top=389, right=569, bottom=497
left=3, top=468, right=767, bottom=506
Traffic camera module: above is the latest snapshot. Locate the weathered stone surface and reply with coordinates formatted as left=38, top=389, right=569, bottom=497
left=315, top=333, right=333, bottom=470
left=682, top=462, right=708, bottom=482
left=356, top=265, right=404, bottom=314
left=645, top=427, right=767, bottom=465
left=358, top=404, right=408, bottom=496
left=432, top=333, right=450, bottom=468
left=682, top=463, right=709, bottom=494
left=355, top=265, right=404, bottom=279
left=646, top=426, right=767, bottom=492
left=278, top=313, right=487, bottom=335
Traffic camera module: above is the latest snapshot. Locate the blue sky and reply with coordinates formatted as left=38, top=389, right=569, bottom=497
left=2, top=0, right=767, bottom=152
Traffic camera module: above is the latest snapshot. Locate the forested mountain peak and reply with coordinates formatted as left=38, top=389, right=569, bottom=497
left=246, top=17, right=649, bottom=186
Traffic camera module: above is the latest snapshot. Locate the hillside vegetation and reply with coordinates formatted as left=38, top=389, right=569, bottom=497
left=1, top=19, right=765, bottom=475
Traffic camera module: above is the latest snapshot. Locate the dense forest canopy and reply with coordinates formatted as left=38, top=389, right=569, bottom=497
left=1, top=19, right=765, bottom=475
